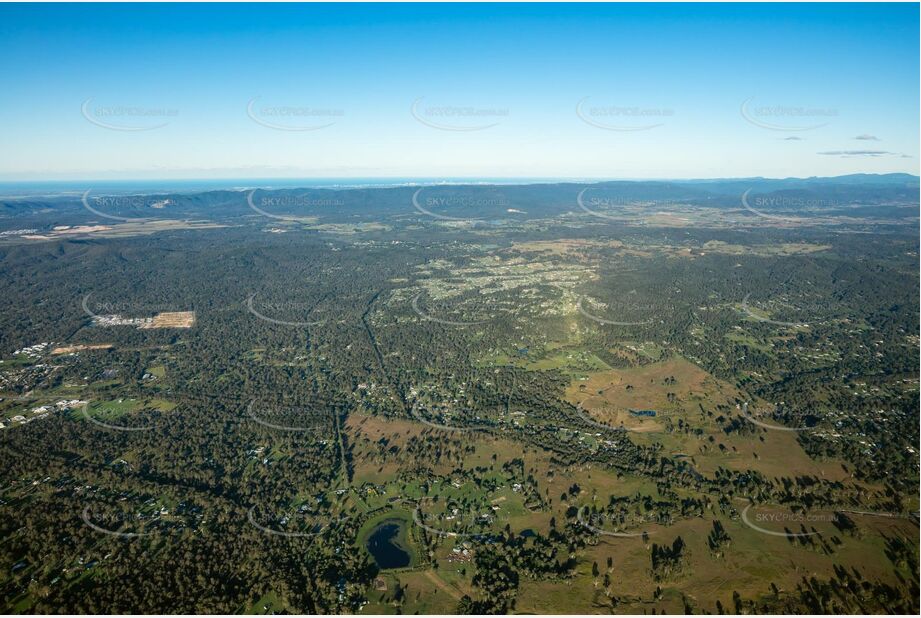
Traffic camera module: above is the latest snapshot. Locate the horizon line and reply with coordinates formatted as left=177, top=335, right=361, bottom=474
left=0, top=172, right=917, bottom=186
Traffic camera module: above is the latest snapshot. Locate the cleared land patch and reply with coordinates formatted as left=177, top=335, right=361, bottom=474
left=565, top=356, right=738, bottom=431
left=141, top=311, right=196, bottom=329
left=51, top=343, right=113, bottom=355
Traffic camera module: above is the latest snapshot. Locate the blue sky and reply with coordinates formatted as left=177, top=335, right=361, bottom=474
left=0, top=2, right=918, bottom=181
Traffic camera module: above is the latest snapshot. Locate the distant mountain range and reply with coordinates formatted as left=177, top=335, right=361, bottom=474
left=1, top=174, right=917, bottom=224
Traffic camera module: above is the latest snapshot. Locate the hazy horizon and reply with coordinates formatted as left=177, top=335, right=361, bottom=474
left=1, top=171, right=918, bottom=199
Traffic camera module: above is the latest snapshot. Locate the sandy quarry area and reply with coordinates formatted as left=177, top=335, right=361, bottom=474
left=51, top=343, right=114, bottom=355
left=140, top=311, right=196, bottom=329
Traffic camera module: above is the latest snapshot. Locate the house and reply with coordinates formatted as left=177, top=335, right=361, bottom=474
left=55, top=400, right=87, bottom=410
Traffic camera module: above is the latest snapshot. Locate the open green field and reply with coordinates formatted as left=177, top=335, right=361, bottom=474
left=242, top=592, right=283, bottom=615
left=485, top=345, right=612, bottom=377
left=79, top=397, right=176, bottom=420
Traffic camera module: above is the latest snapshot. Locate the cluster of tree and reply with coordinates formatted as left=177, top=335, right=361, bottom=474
left=650, top=536, right=688, bottom=582
left=706, top=520, right=731, bottom=556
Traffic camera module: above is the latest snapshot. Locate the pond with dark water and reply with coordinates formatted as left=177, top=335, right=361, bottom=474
left=366, top=519, right=411, bottom=569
